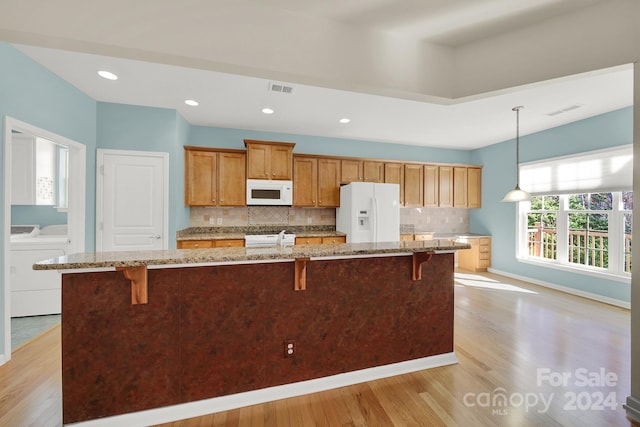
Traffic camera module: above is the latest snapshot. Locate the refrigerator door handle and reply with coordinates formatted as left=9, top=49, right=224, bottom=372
left=372, top=196, right=378, bottom=242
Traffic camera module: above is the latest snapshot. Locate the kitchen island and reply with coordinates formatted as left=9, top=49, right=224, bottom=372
left=35, top=239, right=470, bottom=425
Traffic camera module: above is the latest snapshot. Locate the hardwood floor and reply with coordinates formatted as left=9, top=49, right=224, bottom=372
left=1, top=271, right=636, bottom=426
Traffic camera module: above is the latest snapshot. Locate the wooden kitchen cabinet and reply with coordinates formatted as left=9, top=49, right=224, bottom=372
left=317, top=158, right=341, bottom=207
left=293, top=156, right=318, bottom=207
left=457, top=237, right=491, bottom=272
left=184, top=147, right=246, bottom=206
left=467, top=167, right=482, bottom=208
left=453, top=166, right=468, bottom=208
left=244, top=140, right=295, bottom=180
left=400, top=234, right=414, bottom=241
left=384, top=162, right=404, bottom=204
left=341, top=159, right=363, bottom=183
left=424, top=164, right=439, bottom=207
left=363, top=161, right=384, bottom=183
left=438, top=166, right=453, bottom=208
left=295, top=236, right=346, bottom=245
left=178, top=239, right=245, bottom=249
left=293, top=156, right=340, bottom=207
left=403, top=164, right=424, bottom=207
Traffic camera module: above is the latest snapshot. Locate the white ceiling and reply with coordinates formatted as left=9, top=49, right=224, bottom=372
left=11, top=0, right=633, bottom=150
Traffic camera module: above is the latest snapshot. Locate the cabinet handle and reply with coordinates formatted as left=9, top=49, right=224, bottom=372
left=272, top=172, right=275, bottom=176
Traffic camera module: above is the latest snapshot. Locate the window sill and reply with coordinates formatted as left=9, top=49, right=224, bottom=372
left=517, top=256, right=631, bottom=284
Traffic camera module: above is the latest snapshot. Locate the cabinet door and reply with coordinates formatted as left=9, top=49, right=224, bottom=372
left=403, top=164, right=424, bottom=207
left=270, top=144, right=293, bottom=180
left=11, top=134, right=36, bottom=205
left=384, top=163, right=404, bottom=205
left=467, top=167, right=482, bottom=208
left=185, top=150, right=217, bottom=206
left=424, top=164, right=439, bottom=207
left=363, top=161, right=384, bottom=183
left=438, top=166, right=453, bottom=208
left=453, top=167, right=468, bottom=208
left=317, top=158, right=341, bottom=207
left=246, top=143, right=270, bottom=179
left=293, top=157, right=318, bottom=207
left=341, top=159, right=363, bottom=183
left=218, top=152, right=246, bottom=206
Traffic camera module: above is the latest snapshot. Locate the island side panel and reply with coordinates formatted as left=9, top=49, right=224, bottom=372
left=61, top=269, right=182, bottom=424
left=61, top=253, right=454, bottom=423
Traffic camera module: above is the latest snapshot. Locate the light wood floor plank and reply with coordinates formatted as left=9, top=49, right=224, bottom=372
left=3, top=271, right=640, bottom=426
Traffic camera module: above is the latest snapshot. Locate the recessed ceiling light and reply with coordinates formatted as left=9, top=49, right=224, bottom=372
left=97, top=70, right=118, bottom=80
left=185, top=99, right=199, bottom=106
left=339, top=118, right=351, bottom=124
left=262, top=107, right=274, bottom=114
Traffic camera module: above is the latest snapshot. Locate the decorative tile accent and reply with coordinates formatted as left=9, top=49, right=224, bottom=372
left=248, top=206, right=289, bottom=225
left=400, top=207, right=470, bottom=234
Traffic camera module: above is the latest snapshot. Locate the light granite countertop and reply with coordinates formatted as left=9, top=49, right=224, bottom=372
left=33, top=239, right=471, bottom=271
left=176, top=226, right=345, bottom=241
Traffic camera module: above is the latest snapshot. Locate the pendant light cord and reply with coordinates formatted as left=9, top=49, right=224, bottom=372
left=513, top=106, right=523, bottom=189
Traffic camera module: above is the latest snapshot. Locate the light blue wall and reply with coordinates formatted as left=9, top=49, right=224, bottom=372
left=189, top=126, right=471, bottom=164
left=470, top=107, right=633, bottom=302
left=11, top=206, right=67, bottom=228
left=96, top=102, right=190, bottom=247
left=0, top=43, right=97, bottom=356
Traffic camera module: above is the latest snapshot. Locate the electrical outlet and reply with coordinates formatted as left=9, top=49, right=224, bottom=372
left=217, top=218, right=222, bottom=225
left=459, top=217, right=463, bottom=224
left=307, top=217, right=312, bottom=224
left=427, top=217, right=431, bottom=224
left=284, top=340, right=295, bottom=358
left=209, top=217, right=215, bottom=225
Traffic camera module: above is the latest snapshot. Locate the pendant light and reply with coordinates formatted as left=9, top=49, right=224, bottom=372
left=501, top=106, right=531, bottom=202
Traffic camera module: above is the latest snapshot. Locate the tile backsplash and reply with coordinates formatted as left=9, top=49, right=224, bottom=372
left=190, top=206, right=336, bottom=227
left=189, top=206, right=470, bottom=234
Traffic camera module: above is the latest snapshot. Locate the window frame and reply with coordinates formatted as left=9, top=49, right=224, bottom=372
left=517, top=192, right=631, bottom=283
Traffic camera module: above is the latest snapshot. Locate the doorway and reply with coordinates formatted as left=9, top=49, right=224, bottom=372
left=2, top=116, right=86, bottom=364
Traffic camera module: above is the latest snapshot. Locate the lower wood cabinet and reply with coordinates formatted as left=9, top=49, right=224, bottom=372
left=295, top=236, right=346, bottom=245
left=177, top=239, right=245, bottom=249
left=457, top=237, right=491, bottom=272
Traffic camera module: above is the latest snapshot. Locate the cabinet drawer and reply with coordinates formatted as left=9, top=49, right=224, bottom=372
left=178, top=240, right=213, bottom=249
left=400, top=234, right=414, bottom=241
left=479, top=245, right=490, bottom=253
left=322, top=236, right=346, bottom=244
left=296, top=237, right=323, bottom=245
left=478, top=260, right=491, bottom=268
left=479, top=252, right=490, bottom=260
left=479, top=238, right=491, bottom=246
left=214, top=239, right=244, bottom=247
left=414, top=234, right=434, bottom=241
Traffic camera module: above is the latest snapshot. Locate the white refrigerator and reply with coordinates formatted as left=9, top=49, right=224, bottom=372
left=336, top=182, right=400, bottom=243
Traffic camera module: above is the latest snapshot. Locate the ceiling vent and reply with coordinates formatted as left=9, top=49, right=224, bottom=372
left=547, top=104, right=582, bottom=116
left=269, top=82, right=294, bottom=94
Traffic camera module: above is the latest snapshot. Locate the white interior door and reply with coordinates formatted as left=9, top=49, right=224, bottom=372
left=97, top=149, right=168, bottom=252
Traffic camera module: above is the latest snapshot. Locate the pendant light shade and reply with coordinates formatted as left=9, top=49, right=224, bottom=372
left=501, top=106, right=531, bottom=202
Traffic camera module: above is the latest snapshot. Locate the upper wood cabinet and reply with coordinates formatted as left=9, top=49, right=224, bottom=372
left=293, top=156, right=341, bottom=207
left=184, top=147, right=246, bottom=206
left=244, top=140, right=295, bottom=180
left=363, top=161, right=384, bottom=183
left=384, top=162, right=405, bottom=205
left=438, top=166, right=453, bottom=208
left=424, top=164, right=439, bottom=207
left=317, top=158, right=341, bottom=207
left=453, top=166, right=468, bottom=208
left=403, top=164, right=424, bottom=207
left=293, top=156, right=318, bottom=207
left=467, top=167, right=482, bottom=208
left=341, top=159, right=363, bottom=183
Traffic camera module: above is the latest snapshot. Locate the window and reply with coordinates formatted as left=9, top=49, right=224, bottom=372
left=521, top=192, right=632, bottom=279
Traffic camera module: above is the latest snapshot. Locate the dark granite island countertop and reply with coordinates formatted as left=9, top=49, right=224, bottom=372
left=34, top=239, right=470, bottom=270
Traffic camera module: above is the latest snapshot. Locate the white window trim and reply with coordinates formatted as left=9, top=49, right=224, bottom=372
left=516, top=194, right=631, bottom=283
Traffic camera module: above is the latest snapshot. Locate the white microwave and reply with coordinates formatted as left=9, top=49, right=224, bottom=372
left=246, top=179, right=293, bottom=206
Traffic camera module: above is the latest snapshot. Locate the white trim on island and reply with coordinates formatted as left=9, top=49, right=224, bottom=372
left=68, top=352, right=457, bottom=427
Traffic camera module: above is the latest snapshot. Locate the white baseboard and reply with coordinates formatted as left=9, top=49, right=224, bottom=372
left=0, top=353, right=6, bottom=366
left=487, top=268, right=630, bottom=309
left=67, top=352, right=458, bottom=427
